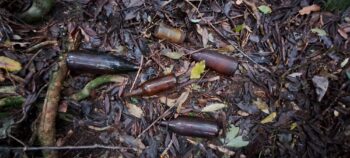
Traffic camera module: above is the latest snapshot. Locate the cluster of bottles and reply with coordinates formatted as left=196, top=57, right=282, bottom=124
left=66, top=22, right=240, bottom=137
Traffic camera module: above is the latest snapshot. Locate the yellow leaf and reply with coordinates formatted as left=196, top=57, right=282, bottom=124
left=290, top=122, right=297, bottom=130
left=0, top=56, right=22, bottom=72
left=190, top=60, right=205, bottom=79
left=253, top=98, right=269, bottom=114
left=260, top=112, right=276, bottom=124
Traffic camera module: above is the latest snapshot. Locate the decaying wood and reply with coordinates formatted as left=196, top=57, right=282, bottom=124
left=37, top=55, right=67, bottom=158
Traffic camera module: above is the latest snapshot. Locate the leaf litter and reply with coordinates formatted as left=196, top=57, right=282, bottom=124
left=0, top=0, right=349, bottom=157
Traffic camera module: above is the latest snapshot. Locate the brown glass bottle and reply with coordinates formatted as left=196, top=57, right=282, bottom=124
left=192, top=51, right=238, bottom=75
left=159, top=116, right=220, bottom=138
left=154, top=23, right=186, bottom=44
left=67, top=51, right=138, bottom=74
left=124, top=74, right=177, bottom=97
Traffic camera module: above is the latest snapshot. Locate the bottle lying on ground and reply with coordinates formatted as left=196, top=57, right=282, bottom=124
left=159, top=116, right=220, bottom=138
left=192, top=51, right=238, bottom=75
left=66, top=51, right=139, bottom=74
left=154, top=22, right=186, bottom=44
left=123, top=74, right=177, bottom=97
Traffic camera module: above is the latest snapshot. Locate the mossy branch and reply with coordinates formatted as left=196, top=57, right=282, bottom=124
left=70, top=75, right=127, bottom=101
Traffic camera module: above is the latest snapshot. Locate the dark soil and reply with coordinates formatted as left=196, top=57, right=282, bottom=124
left=1, top=0, right=350, bottom=157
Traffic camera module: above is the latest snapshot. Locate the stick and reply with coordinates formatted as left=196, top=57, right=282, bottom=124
left=38, top=54, right=68, bottom=158
left=24, top=40, right=58, bottom=53
left=129, top=55, right=144, bottom=92
left=0, top=144, right=135, bottom=151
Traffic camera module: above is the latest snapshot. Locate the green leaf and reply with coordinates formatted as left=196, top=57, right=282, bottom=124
left=161, top=49, right=184, bottom=60
left=258, top=5, right=272, bottom=14
left=190, top=60, right=206, bottom=79
left=226, top=136, right=250, bottom=148
left=311, top=28, right=327, bottom=36
left=234, top=24, right=245, bottom=33
left=0, top=56, right=22, bottom=72
left=222, top=125, right=249, bottom=148
left=226, top=125, right=239, bottom=138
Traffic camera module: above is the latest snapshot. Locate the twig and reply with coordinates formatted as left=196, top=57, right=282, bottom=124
left=137, top=105, right=175, bottom=138
left=24, top=40, right=58, bottom=53
left=38, top=54, right=68, bottom=158
left=160, top=139, right=173, bottom=156
left=205, top=21, right=272, bottom=73
left=0, top=144, right=135, bottom=151
left=129, top=55, right=144, bottom=92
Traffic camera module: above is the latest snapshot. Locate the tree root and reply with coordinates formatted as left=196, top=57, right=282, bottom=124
left=70, top=75, right=127, bottom=101
left=38, top=54, right=67, bottom=158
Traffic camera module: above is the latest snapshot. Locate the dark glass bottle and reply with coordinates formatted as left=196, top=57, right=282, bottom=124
left=66, top=51, right=138, bottom=74
left=124, top=74, right=177, bottom=97
left=159, top=116, right=220, bottom=138
left=192, top=51, right=238, bottom=75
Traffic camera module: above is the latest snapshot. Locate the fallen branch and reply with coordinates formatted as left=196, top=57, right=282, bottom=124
left=0, top=144, right=135, bottom=151
left=70, top=75, right=127, bottom=101
left=38, top=54, right=68, bottom=158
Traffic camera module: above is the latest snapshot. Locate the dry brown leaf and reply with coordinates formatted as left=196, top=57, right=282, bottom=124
left=159, top=97, right=177, bottom=107
left=126, top=103, right=144, bottom=118
left=338, top=28, right=348, bottom=39
left=299, top=4, right=320, bottom=15
left=176, top=91, right=190, bottom=113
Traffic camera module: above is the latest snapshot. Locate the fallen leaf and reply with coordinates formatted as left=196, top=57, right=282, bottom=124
left=311, top=28, right=327, bottom=36
left=258, top=5, right=272, bottom=14
left=0, top=56, right=22, bottom=72
left=196, top=25, right=209, bottom=47
left=163, top=65, right=174, bottom=75
left=253, top=98, right=269, bottom=114
left=190, top=60, right=206, bottom=79
left=122, top=0, right=145, bottom=8
left=218, top=44, right=236, bottom=53
left=236, top=0, right=243, bottom=5
left=298, top=4, right=320, bottom=15
left=312, top=75, right=329, bottom=102
left=260, top=112, right=277, bottom=124
left=159, top=97, right=177, bottom=107
left=341, top=58, right=349, bottom=68
left=176, top=91, right=190, bottom=113
left=201, top=103, right=227, bottom=112
left=338, top=28, right=348, bottom=39
left=222, top=125, right=249, bottom=148
left=126, top=103, right=144, bottom=118
left=161, top=50, right=184, bottom=60
left=234, top=24, right=245, bottom=33
left=290, top=122, right=297, bottom=130
left=237, top=110, right=250, bottom=116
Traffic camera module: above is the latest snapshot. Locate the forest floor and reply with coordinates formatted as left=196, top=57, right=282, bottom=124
left=0, top=0, right=350, bottom=157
